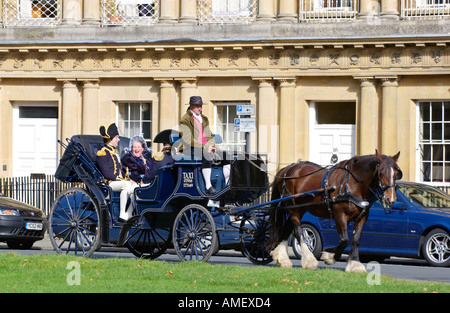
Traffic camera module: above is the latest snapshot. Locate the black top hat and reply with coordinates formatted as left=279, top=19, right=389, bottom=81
left=99, top=123, right=119, bottom=140
left=189, top=96, right=204, bottom=105
left=154, top=129, right=179, bottom=145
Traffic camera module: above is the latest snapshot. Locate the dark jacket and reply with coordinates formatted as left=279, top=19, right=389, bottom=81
left=143, top=147, right=174, bottom=183
left=122, top=151, right=151, bottom=183
left=179, top=108, right=215, bottom=151
left=96, top=144, right=126, bottom=184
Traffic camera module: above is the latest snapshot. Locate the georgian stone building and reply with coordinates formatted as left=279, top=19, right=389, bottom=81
left=0, top=0, right=448, bottom=185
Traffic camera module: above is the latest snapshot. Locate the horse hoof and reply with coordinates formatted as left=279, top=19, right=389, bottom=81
left=302, top=257, right=319, bottom=269
left=345, top=261, right=367, bottom=273
left=320, top=252, right=336, bottom=265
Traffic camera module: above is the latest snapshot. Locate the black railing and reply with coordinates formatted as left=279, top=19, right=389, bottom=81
left=0, top=174, right=81, bottom=216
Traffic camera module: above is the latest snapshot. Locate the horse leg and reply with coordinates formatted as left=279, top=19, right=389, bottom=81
left=345, top=216, right=368, bottom=273
left=292, top=221, right=319, bottom=269
left=320, top=213, right=349, bottom=265
left=270, top=211, right=293, bottom=268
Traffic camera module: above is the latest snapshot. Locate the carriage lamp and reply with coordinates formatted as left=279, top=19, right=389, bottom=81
left=0, top=209, right=20, bottom=216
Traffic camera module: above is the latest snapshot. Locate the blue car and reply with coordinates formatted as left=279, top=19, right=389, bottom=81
left=292, top=181, right=450, bottom=267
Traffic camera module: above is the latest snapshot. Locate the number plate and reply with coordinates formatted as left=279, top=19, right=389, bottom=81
left=25, top=222, right=43, bottom=231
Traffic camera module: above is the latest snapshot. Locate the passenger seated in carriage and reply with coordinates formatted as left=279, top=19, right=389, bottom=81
left=179, top=96, right=231, bottom=195
left=122, top=134, right=152, bottom=184
left=96, top=123, right=134, bottom=222
left=143, top=129, right=175, bottom=183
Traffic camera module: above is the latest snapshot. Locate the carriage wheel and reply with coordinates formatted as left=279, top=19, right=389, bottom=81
left=48, top=188, right=101, bottom=257
left=172, top=204, right=218, bottom=262
left=239, top=212, right=273, bottom=265
left=121, top=214, right=171, bottom=259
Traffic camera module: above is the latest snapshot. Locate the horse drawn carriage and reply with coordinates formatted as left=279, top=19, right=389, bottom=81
left=49, top=131, right=277, bottom=263
left=49, top=130, right=402, bottom=272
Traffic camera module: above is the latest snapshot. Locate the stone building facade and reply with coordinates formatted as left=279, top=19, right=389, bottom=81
left=0, top=0, right=448, bottom=184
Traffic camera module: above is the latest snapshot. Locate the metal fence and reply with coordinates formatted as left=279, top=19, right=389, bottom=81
left=401, top=0, right=450, bottom=19
left=0, top=174, right=80, bottom=216
left=101, top=0, right=159, bottom=26
left=3, top=0, right=62, bottom=27
left=198, top=0, right=257, bottom=24
left=299, top=0, right=359, bottom=22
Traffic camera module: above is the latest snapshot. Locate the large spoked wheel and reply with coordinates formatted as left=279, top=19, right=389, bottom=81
left=121, top=214, right=172, bottom=259
left=48, top=188, right=101, bottom=257
left=172, top=204, right=218, bottom=262
left=422, top=228, right=450, bottom=267
left=239, top=211, right=273, bottom=265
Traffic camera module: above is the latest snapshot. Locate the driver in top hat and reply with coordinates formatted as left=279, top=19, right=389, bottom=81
left=179, top=96, right=230, bottom=195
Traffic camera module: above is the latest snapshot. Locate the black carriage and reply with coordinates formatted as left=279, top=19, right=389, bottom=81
left=48, top=132, right=273, bottom=264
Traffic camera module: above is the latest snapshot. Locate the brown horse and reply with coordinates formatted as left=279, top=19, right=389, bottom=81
left=269, top=150, right=402, bottom=272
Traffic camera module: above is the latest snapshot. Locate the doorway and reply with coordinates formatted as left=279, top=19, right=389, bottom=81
left=13, top=103, right=58, bottom=177
left=309, top=102, right=356, bottom=166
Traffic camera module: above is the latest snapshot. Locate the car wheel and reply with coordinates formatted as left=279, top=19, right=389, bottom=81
left=421, top=228, right=450, bottom=267
left=292, top=224, right=322, bottom=260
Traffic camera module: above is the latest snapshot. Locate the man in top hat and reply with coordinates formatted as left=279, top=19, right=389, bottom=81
left=179, top=96, right=230, bottom=195
left=96, top=123, right=133, bottom=222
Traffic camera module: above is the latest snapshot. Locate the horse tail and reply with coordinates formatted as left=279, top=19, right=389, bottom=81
left=268, top=174, right=291, bottom=251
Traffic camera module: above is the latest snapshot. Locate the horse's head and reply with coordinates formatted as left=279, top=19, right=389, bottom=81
left=375, top=150, right=402, bottom=208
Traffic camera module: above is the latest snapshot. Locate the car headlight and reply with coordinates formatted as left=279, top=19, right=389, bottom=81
left=0, top=209, right=20, bottom=216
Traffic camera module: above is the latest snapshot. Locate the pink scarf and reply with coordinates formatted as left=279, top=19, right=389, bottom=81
left=193, top=117, right=207, bottom=145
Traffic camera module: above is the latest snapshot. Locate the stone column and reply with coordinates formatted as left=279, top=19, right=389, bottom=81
left=257, top=0, right=276, bottom=22
left=60, top=80, right=79, bottom=143
left=278, top=0, right=297, bottom=22
left=254, top=78, right=278, bottom=174
left=157, top=79, right=177, bottom=131
left=179, top=0, right=197, bottom=24
left=177, top=78, right=197, bottom=120
left=62, top=0, right=82, bottom=25
left=82, top=0, right=101, bottom=25
left=358, top=0, right=380, bottom=20
left=277, top=77, right=296, bottom=167
left=0, top=0, right=4, bottom=27
left=81, top=79, right=100, bottom=135
left=159, top=0, right=178, bottom=23
left=379, top=76, right=399, bottom=155
left=357, top=77, right=378, bottom=155
left=380, top=0, right=400, bottom=19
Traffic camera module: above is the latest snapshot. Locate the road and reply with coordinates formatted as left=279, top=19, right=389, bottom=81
left=1, top=238, right=449, bottom=285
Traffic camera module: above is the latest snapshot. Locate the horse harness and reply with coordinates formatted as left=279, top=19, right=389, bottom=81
left=280, top=161, right=392, bottom=224
left=320, top=165, right=372, bottom=222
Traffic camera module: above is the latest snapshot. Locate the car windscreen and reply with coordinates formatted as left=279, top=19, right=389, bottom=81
left=397, top=184, right=450, bottom=208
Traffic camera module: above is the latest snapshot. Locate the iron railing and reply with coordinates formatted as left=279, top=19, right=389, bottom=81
left=0, top=174, right=80, bottom=216
left=3, top=0, right=62, bottom=27
left=101, top=0, right=159, bottom=26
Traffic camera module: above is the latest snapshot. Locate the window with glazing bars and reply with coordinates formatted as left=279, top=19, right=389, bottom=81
left=418, top=101, right=450, bottom=182
left=117, top=102, right=152, bottom=147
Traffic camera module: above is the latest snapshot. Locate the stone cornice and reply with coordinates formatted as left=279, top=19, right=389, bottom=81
left=0, top=44, right=447, bottom=78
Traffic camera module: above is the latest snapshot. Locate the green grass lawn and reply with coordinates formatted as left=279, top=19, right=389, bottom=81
left=0, top=253, right=448, bottom=293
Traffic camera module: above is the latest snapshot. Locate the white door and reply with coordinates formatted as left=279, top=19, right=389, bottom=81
left=309, top=102, right=356, bottom=166
left=13, top=105, right=58, bottom=177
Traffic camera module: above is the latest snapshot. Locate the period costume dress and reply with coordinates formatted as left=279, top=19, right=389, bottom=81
left=96, top=123, right=133, bottom=222
left=122, top=135, right=151, bottom=184
left=179, top=96, right=230, bottom=195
